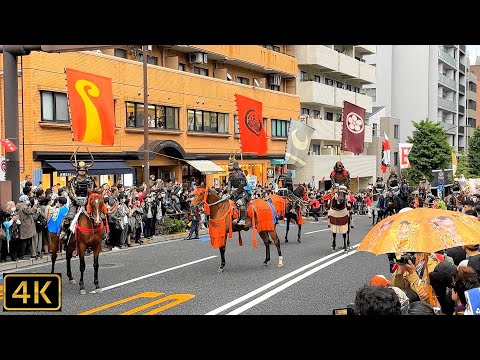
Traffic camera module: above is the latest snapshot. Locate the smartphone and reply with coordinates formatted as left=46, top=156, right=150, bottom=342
left=332, top=307, right=354, bottom=315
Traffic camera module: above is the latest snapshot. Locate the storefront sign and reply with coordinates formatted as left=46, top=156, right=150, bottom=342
left=267, top=168, right=274, bottom=178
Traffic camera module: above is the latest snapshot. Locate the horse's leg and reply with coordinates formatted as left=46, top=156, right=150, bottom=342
left=260, top=231, right=270, bottom=265
left=269, top=230, right=283, bottom=267
left=285, top=215, right=290, bottom=242
left=218, top=243, right=226, bottom=272
left=297, top=222, right=302, bottom=243
left=66, top=242, right=76, bottom=284
left=50, top=233, right=58, bottom=274
left=78, top=242, right=87, bottom=295
left=93, top=241, right=102, bottom=292
left=332, top=232, right=336, bottom=251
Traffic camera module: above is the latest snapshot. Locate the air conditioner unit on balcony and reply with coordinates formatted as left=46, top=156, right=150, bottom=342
left=189, top=52, right=208, bottom=64
left=268, top=74, right=282, bottom=86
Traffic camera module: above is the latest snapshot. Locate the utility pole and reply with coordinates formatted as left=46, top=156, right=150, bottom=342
left=142, top=45, right=150, bottom=193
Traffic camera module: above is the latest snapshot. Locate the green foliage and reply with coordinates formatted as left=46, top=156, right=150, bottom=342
left=159, top=217, right=188, bottom=235
left=436, top=199, right=447, bottom=210
left=406, top=119, right=451, bottom=185
left=455, top=150, right=474, bottom=178
left=467, top=126, right=480, bottom=177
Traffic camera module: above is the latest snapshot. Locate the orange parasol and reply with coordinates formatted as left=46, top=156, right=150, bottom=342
left=357, top=208, right=480, bottom=255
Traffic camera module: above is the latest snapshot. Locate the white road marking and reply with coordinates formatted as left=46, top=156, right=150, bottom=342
left=100, top=256, right=217, bottom=292
left=227, top=246, right=359, bottom=315
left=304, top=229, right=330, bottom=235
left=205, top=244, right=359, bottom=315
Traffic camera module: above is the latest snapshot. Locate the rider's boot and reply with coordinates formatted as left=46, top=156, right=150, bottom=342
left=60, top=221, right=71, bottom=245
left=237, top=208, right=246, bottom=226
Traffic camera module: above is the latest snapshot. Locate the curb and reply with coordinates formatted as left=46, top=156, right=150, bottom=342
left=0, top=229, right=209, bottom=272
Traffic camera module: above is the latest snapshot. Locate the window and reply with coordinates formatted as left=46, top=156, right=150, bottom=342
left=354, top=86, right=360, bottom=93
left=271, top=119, right=290, bottom=137
left=325, top=78, right=334, bottom=86
left=270, top=84, right=280, bottom=91
left=345, top=84, right=352, bottom=91
left=301, top=108, right=310, bottom=115
left=325, top=112, right=334, bottom=121
left=394, top=152, right=399, bottom=166
left=312, top=144, right=320, bottom=155
left=194, top=67, right=208, bottom=76
left=178, top=63, right=186, bottom=71
left=147, top=56, right=158, bottom=65
left=114, top=48, right=127, bottom=59
left=264, top=118, right=267, bottom=136
left=188, top=109, right=228, bottom=133
left=336, top=81, right=343, bottom=89
left=41, top=91, right=69, bottom=122
left=394, top=124, right=399, bottom=139
left=236, top=76, right=249, bottom=85
left=125, top=101, right=179, bottom=129
left=234, top=115, right=239, bottom=134
left=312, top=110, right=321, bottom=119
left=372, top=123, right=378, bottom=137
left=301, top=71, right=308, bottom=81
left=314, top=75, right=321, bottom=83
left=272, top=46, right=280, bottom=52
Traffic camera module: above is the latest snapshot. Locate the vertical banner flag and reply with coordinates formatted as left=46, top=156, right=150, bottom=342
left=234, top=94, right=267, bottom=155
left=398, top=143, right=413, bottom=169
left=0, top=139, right=17, bottom=152
left=285, top=119, right=315, bottom=168
left=341, top=101, right=365, bottom=154
left=66, top=68, right=115, bottom=146
left=451, top=150, right=458, bottom=175
left=381, top=132, right=391, bottom=173
left=0, top=156, right=5, bottom=180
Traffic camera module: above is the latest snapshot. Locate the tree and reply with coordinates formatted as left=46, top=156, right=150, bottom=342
left=466, top=126, right=480, bottom=177
left=406, top=119, right=451, bottom=185
left=455, top=150, right=474, bottom=178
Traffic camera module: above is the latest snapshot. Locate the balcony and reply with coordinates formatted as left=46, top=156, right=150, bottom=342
left=438, top=48, right=456, bottom=68
left=309, top=119, right=372, bottom=143
left=298, top=154, right=377, bottom=179
left=335, top=87, right=356, bottom=108
left=459, top=63, right=466, bottom=74
left=458, top=126, right=465, bottom=135
left=459, top=83, right=465, bottom=94
left=355, top=45, right=376, bottom=55
left=459, top=104, right=465, bottom=114
left=438, top=73, right=457, bottom=90
left=298, top=80, right=335, bottom=107
left=460, top=45, right=466, bottom=53
left=438, top=97, right=456, bottom=112
left=358, top=62, right=375, bottom=84
left=355, top=92, right=373, bottom=113
left=468, top=108, right=476, bottom=119
left=338, top=52, right=359, bottom=78
left=187, top=45, right=297, bottom=76
left=295, top=45, right=338, bottom=71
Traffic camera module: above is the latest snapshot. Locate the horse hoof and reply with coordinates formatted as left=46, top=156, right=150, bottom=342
left=285, top=239, right=289, bottom=243
left=277, top=262, right=284, bottom=268
left=69, top=279, right=76, bottom=284
left=263, top=262, right=268, bottom=266
left=90, top=288, right=102, bottom=294
left=217, top=267, right=224, bottom=273
left=297, top=238, right=301, bottom=243
left=80, top=289, right=87, bottom=295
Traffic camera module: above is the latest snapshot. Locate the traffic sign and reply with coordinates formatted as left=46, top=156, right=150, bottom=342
left=438, top=185, right=444, bottom=192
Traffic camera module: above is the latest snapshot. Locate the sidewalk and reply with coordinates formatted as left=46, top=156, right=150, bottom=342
left=0, top=228, right=209, bottom=272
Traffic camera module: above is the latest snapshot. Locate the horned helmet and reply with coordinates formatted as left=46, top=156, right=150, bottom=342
left=334, top=161, right=344, bottom=172
left=228, top=153, right=240, bottom=170
left=69, top=149, right=94, bottom=173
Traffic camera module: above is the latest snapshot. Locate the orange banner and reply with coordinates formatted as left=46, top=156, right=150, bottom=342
left=66, top=68, right=115, bottom=146
left=234, top=94, right=268, bottom=156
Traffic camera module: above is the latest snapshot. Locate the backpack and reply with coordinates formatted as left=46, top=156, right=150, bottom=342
left=35, top=213, right=47, bottom=232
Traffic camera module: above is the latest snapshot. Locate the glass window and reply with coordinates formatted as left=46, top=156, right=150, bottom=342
left=325, top=112, right=334, bottom=121
left=147, top=56, right=158, bottom=65
left=54, top=93, right=69, bottom=121
left=179, top=63, right=186, bottom=71
left=187, top=110, right=195, bottom=131
left=394, top=152, right=399, bottom=166
left=301, top=108, right=310, bottom=115
left=394, top=124, right=399, bottom=139
left=272, top=119, right=290, bottom=137
left=136, top=103, right=144, bottom=127
left=270, top=84, right=280, bottom=91
left=148, top=105, right=156, bottom=128
left=195, top=110, right=203, bottom=131
left=165, top=107, right=178, bottom=129
left=41, top=92, right=54, bottom=121
left=203, top=111, right=211, bottom=132
left=234, top=115, right=239, bottom=134
left=314, top=75, right=321, bottom=83
left=194, top=67, right=208, bottom=76
left=156, top=106, right=165, bottom=129
left=126, top=102, right=136, bottom=127
left=211, top=112, right=218, bottom=132
left=114, top=48, right=127, bottom=58
left=263, top=118, right=267, bottom=136
left=218, top=113, right=227, bottom=133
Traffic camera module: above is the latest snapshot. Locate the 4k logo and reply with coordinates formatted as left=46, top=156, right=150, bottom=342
left=3, top=274, right=62, bottom=311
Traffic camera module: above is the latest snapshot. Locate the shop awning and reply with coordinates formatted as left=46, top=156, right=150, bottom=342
left=185, top=160, right=224, bottom=174
left=43, top=160, right=134, bottom=176
left=270, top=159, right=285, bottom=165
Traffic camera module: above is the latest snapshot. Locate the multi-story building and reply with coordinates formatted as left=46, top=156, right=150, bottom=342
left=466, top=65, right=477, bottom=150
left=364, top=45, right=468, bottom=152
left=0, top=45, right=300, bottom=189
left=293, top=45, right=376, bottom=191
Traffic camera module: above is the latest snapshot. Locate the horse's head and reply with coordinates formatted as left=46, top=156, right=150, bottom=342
left=87, top=193, right=105, bottom=226
left=191, top=187, right=208, bottom=207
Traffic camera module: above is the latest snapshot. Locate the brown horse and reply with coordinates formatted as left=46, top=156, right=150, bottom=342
left=191, top=187, right=283, bottom=272
left=50, top=193, right=106, bottom=294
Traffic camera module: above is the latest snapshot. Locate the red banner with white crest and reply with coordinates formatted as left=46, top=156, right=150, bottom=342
left=341, top=101, right=365, bottom=154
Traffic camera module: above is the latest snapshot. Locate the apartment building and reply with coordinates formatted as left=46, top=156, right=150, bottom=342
left=293, top=45, right=376, bottom=191
left=0, top=45, right=300, bottom=188
left=465, top=66, right=477, bottom=150
left=364, top=45, right=468, bottom=152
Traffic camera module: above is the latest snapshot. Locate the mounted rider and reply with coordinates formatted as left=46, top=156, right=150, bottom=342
left=418, top=175, right=431, bottom=195
left=330, top=161, right=351, bottom=189
left=59, top=154, right=98, bottom=245
left=451, top=179, right=462, bottom=193
left=374, top=176, right=386, bottom=195
left=387, top=168, right=401, bottom=195
left=225, top=155, right=251, bottom=226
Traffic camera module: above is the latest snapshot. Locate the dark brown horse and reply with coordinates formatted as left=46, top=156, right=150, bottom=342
left=191, top=187, right=283, bottom=272
left=51, top=193, right=106, bottom=294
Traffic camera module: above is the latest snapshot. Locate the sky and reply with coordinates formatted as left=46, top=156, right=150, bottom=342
left=467, top=45, right=480, bottom=65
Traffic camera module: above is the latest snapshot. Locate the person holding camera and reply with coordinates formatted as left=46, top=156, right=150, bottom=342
left=391, top=252, right=440, bottom=304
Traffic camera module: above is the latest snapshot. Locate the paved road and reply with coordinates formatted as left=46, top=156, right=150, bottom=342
left=1, top=214, right=391, bottom=315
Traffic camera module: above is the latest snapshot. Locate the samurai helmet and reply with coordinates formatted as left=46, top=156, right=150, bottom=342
left=69, top=147, right=94, bottom=172
left=376, top=176, right=383, bottom=182
left=228, top=152, right=240, bottom=170
left=334, top=161, right=344, bottom=172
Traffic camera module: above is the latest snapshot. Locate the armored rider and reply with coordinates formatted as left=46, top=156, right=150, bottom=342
left=59, top=160, right=97, bottom=244
left=451, top=178, right=462, bottom=193
left=418, top=175, right=431, bottom=195
left=226, top=157, right=251, bottom=226
left=374, top=176, right=386, bottom=194
left=330, top=161, right=351, bottom=189
left=387, top=168, right=400, bottom=194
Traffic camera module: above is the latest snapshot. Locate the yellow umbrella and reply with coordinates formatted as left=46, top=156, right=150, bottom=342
left=357, top=208, right=480, bottom=255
